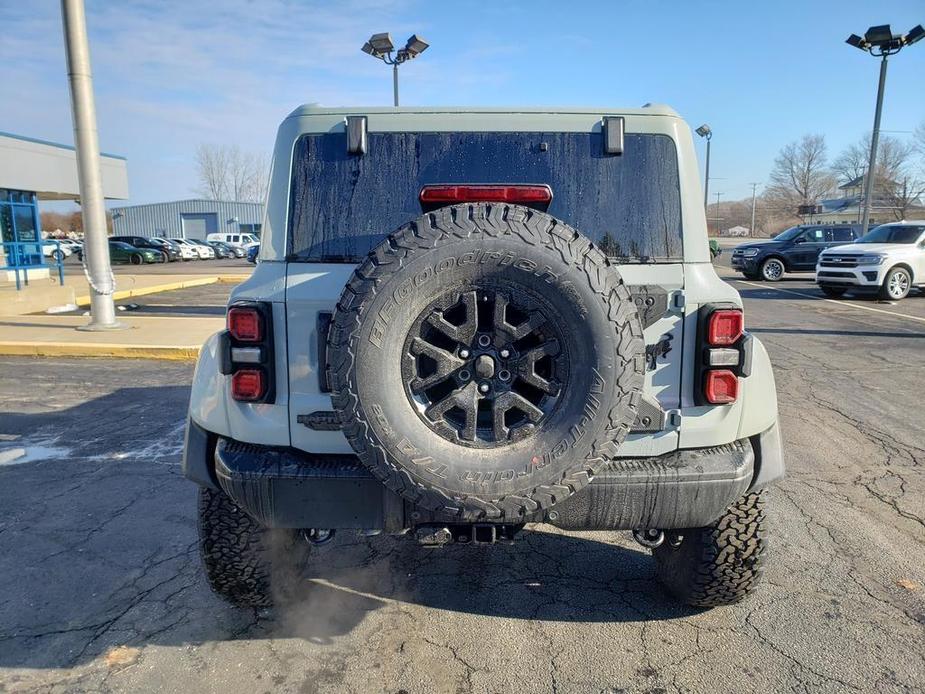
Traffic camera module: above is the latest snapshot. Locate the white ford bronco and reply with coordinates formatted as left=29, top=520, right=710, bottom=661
left=183, top=105, right=784, bottom=609
left=816, top=221, right=925, bottom=301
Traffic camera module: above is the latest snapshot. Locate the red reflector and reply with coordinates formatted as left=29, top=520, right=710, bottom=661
left=227, top=307, right=262, bottom=342
left=231, top=369, right=265, bottom=401
left=420, top=184, right=553, bottom=205
left=704, top=369, right=739, bottom=404
left=707, top=309, right=743, bottom=346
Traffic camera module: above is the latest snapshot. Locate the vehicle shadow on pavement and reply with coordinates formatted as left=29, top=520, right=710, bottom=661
left=266, top=529, right=696, bottom=640
left=0, top=381, right=695, bottom=672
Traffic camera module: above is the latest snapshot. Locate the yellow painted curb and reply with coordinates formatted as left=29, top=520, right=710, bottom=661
left=0, top=341, right=201, bottom=361
left=73, top=276, right=222, bottom=307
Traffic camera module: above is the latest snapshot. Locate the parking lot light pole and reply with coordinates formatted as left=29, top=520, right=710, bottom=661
left=361, top=33, right=429, bottom=106
left=749, top=183, right=760, bottom=236
left=846, top=24, right=924, bottom=236
left=61, top=0, right=121, bottom=330
left=695, top=124, right=712, bottom=210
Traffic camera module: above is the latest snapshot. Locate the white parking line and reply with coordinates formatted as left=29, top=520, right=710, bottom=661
left=733, top=279, right=925, bottom=325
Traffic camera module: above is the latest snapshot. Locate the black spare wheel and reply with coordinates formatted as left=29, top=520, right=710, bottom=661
left=328, top=203, right=645, bottom=521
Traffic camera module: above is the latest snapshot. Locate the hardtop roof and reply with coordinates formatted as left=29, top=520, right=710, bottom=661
left=285, top=104, right=680, bottom=120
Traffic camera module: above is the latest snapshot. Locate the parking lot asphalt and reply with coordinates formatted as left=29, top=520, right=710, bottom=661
left=1, top=261, right=924, bottom=693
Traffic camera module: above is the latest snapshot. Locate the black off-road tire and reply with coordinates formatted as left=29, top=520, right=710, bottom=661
left=653, top=490, right=768, bottom=607
left=197, top=487, right=308, bottom=608
left=819, top=284, right=847, bottom=298
left=328, top=203, right=645, bottom=522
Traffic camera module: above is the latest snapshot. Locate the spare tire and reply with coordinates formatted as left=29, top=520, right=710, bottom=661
left=328, top=203, right=644, bottom=521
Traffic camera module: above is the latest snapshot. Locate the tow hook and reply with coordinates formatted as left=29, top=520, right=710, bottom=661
left=633, top=528, right=665, bottom=549
left=303, top=528, right=336, bottom=545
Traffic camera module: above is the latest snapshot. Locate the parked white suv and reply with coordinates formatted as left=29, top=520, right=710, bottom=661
left=816, top=222, right=925, bottom=301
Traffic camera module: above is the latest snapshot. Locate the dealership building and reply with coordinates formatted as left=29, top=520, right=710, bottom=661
left=0, top=131, right=128, bottom=280
left=111, top=199, right=264, bottom=240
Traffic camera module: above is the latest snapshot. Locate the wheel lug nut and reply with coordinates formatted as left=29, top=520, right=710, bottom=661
left=500, top=348, right=510, bottom=359
left=459, top=349, right=470, bottom=359
left=478, top=382, right=490, bottom=394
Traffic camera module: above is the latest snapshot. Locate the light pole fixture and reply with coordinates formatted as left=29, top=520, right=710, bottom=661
left=361, top=32, right=429, bottom=107
left=695, top=124, right=712, bottom=210
left=846, top=24, right=923, bottom=235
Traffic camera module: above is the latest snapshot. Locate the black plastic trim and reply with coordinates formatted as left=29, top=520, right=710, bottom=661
left=546, top=441, right=754, bottom=530
left=181, top=418, right=218, bottom=490
left=213, top=438, right=403, bottom=530
left=211, top=436, right=755, bottom=532
left=317, top=312, right=333, bottom=392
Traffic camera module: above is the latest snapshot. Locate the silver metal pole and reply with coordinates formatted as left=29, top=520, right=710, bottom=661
left=750, top=183, right=758, bottom=236
left=860, top=54, right=889, bottom=236
left=61, top=0, right=120, bottom=330
left=703, top=137, right=711, bottom=209
left=392, top=63, right=399, bottom=107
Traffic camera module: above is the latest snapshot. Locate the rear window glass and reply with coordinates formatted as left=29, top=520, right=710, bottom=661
left=288, top=131, right=683, bottom=263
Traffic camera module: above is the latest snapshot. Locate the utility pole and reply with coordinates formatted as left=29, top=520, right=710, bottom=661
left=713, top=191, right=723, bottom=235
left=860, top=54, right=888, bottom=235
left=749, top=183, right=760, bottom=236
left=846, top=24, right=924, bottom=235
left=61, top=0, right=120, bottom=330
left=695, top=125, right=712, bottom=210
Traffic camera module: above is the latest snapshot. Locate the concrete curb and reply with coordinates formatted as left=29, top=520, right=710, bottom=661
left=73, top=276, right=242, bottom=307
left=0, top=342, right=201, bottom=361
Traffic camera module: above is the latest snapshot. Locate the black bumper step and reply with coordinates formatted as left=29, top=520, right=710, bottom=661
left=545, top=441, right=754, bottom=530
left=214, top=438, right=753, bottom=531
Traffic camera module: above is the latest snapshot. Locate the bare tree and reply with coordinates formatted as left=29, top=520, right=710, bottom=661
left=833, top=134, right=923, bottom=220
left=832, top=135, right=916, bottom=186
left=194, top=144, right=269, bottom=203
left=915, top=121, right=925, bottom=156
left=765, top=135, right=834, bottom=214
left=882, top=175, right=925, bottom=220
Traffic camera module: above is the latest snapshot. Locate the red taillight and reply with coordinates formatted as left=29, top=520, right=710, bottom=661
left=707, top=309, right=743, bottom=346
left=704, top=369, right=739, bottom=404
left=227, top=307, right=262, bottom=342
left=231, top=369, right=265, bottom=401
left=419, top=184, right=553, bottom=205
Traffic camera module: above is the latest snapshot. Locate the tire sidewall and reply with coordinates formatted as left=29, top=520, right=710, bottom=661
left=761, top=257, right=784, bottom=281
left=883, top=267, right=910, bottom=300
left=331, top=204, right=644, bottom=513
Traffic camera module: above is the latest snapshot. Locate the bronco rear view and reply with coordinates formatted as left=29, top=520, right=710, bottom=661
left=183, top=106, right=784, bottom=609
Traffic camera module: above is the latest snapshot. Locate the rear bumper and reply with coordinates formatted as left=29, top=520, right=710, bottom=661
left=184, top=418, right=784, bottom=531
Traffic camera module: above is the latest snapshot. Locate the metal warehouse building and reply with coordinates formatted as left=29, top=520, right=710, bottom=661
left=110, top=199, right=264, bottom=240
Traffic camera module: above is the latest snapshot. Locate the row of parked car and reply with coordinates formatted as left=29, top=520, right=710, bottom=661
left=43, top=234, right=259, bottom=265
left=731, top=221, right=925, bottom=301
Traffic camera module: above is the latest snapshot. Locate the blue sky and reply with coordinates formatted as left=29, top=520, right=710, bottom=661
left=2, top=1, right=923, bottom=206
